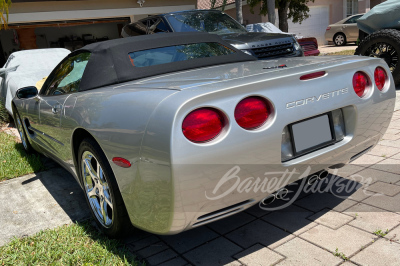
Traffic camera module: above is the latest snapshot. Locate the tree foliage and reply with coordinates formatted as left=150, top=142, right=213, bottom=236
left=210, top=0, right=229, bottom=11
left=0, top=0, right=11, bottom=30
left=247, top=0, right=314, bottom=31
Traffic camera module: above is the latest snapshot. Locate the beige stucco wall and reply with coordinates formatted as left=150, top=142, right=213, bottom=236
left=10, top=0, right=197, bottom=13
left=198, top=0, right=235, bottom=9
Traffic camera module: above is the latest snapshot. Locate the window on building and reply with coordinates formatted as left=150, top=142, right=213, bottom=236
left=347, top=0, right=359, bottom=17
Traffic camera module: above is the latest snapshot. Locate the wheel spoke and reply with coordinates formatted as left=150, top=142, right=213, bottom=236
left=97, top=164, right=109, bottom=189
left=100, top=197, right=108, bottom=225
left=104, top=193, right=113, bottom=210
left=100, top=180, right=108, bottom=189
left=87, top=187, right=97, bottom=198
left=84, top=159, right=97, bottom=180
left=96, top=159, right=101, bottom=179
left=371, top=48, right=380, bottom=57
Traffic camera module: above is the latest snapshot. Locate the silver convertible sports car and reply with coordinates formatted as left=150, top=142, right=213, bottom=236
left=12, top=32, right=395, bottom=237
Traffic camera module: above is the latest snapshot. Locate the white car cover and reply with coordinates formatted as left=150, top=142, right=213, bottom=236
left=0, top=48, right=70, bottom=114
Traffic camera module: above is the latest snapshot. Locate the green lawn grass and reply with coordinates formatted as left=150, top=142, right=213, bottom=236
left=0, top=100, right=9, bottom=126
left=0, top=221, right=141, bottom=265
left=323, top=50, right=356, bottom=56
left=0, top=132, right=45, bottom=181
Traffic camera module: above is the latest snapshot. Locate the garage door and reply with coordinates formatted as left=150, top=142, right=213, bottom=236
left=277, top=6, right=329, bottom=45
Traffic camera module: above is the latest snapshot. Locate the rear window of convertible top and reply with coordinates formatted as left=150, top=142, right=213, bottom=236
left=128, top=42, right=235, bottom=68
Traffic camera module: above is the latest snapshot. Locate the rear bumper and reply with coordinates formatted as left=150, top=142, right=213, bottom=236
left=325, top=31, right=334, bottom=42
left=304, top=49, right=320, bottom=56
left=167, top=120, right=386, bottom=234
left=136, top=130, right=384, bottom=235
left=125, top=57, right=396, bottom=235
left=134, top=103, right=394, bottom=234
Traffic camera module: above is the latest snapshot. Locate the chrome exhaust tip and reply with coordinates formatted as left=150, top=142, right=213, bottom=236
left=276, top=188, right=289, bottom=200
left=261, top=194, right=276, bottom=205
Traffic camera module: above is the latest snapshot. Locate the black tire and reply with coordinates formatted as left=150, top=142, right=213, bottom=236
left=78, top=138, right=132, bottom=238
left=334, top=33, right=347, bottom=46
left=355, top=29, right=400, bottom=86
left=12, top=106, right=33, bottom=153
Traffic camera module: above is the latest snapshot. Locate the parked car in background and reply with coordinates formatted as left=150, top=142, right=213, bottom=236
left=298, top=37, right=320, bottom=56
left=122, top=9, right=304, bottom=59
left=247, top=22, right=320, bottom=56
left=325, top=14, right=364, bottom=46
left=12, top=32, right=395, bottom=237
left=0, top=48, right=70, bottom=114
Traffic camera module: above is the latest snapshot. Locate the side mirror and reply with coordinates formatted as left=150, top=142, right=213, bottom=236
left=16, top=86, right=38, bottom=99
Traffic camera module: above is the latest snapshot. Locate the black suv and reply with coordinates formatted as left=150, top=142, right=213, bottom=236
left=121, top=10, right=304, bottom=59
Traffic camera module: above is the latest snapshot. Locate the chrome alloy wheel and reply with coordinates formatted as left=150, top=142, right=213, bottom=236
left=335, top=34, right=345, bottom=46
left=15, top=116, right=28, bottom=150
left=81, top=151, right=114, bottom=228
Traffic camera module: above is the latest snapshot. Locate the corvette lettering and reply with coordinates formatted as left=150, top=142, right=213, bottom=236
left=286, top=88, right=349, bottom=109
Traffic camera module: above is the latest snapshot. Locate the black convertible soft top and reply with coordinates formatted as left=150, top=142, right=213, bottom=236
left=73, top=32, right=256, bottom=91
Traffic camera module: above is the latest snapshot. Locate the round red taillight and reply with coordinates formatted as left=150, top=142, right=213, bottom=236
left=374, top=67, right=387, bottom=91
left=235, top=96, right=271, bottom=129
left=182, top=108, right=224, bottom=143
left=353, top=72, right=370, bottom=98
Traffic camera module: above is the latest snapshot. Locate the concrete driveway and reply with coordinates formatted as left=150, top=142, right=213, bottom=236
left=1, top=90, right=400, bottom=265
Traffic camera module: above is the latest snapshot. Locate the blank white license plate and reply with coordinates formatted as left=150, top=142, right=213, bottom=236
left=292, top=115, right=333, bottom=153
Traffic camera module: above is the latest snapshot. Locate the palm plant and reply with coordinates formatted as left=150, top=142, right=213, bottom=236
left=0, top=0, right=11, bottom=30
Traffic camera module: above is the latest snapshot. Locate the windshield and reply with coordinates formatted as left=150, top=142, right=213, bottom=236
left=166, top=12, right=248, bottom=34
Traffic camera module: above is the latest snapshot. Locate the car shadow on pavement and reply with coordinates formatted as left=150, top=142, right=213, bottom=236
left=121, top=173, right=365, bottom=265
left=6, top=161, right=145, bottom=263
left=20, top=166, right=90, bottom=223
left=11, top=136, right=87, bottom=224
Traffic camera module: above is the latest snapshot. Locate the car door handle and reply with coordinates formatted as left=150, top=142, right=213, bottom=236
left=52, top=104, right=62, bottom=114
